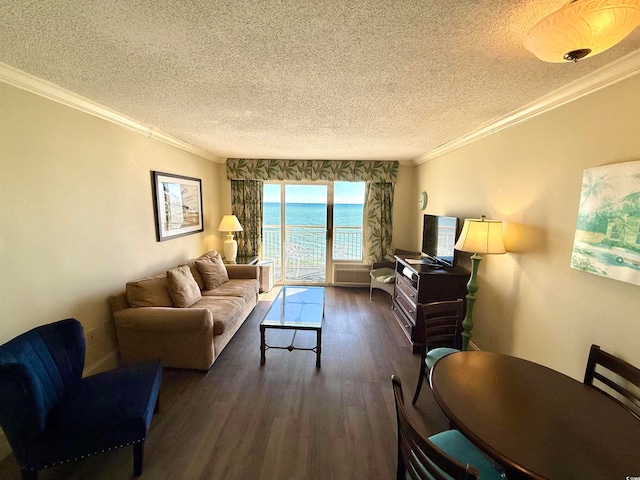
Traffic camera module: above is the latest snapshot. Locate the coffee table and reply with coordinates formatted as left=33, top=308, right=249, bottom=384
left=260, top=286, right=324, bottom=368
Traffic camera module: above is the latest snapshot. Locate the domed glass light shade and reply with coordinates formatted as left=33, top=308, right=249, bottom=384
left=524, top=0, right=640, bottom=63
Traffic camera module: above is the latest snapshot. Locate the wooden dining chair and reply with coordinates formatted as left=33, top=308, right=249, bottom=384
left=584, top=344, right=640, bottom=419
left=412, top=299, right=464, bottom=405
left=392, top=375, right=504, bottom=480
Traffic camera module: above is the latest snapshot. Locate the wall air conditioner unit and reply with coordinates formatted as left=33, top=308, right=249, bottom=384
left=333, top=263, right=370, bottom=286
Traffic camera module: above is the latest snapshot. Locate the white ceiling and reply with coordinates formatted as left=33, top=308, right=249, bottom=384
left=1, top=1, right=639, bottom=163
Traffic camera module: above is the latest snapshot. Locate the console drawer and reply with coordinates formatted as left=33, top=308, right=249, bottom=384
left=394, top=288, right=417, bottom=321
left=392, top=305, right=413, bottom=341
left=396, top=275, right=418, bottom=308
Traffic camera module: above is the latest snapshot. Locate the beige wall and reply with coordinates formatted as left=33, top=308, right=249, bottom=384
left=0, top=82, right=224, bottom=370
left=415, top=74, right=640, bottom=380
left=391, top=164, right=417, bottom=252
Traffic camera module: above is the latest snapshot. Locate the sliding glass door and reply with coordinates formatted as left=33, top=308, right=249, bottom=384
left=263, top=184, right=329, bottom=283
left=263, top=182, right=365, bottom=284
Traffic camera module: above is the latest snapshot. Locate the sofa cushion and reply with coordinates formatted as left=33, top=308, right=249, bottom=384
left=126, top=274, right=174, bottom=308
left=202, top=279, right=259, bottom=305
left=190, top=296, right=245, bottom=336
left=167, top=265, right=202, bottom=308
left=195, top=253, right=229, bottom=290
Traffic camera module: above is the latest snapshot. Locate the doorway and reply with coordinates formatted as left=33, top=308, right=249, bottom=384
left=263, top=184, right=329, bottom=283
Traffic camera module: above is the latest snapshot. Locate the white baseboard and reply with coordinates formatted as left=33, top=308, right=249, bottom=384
left=469, top=341, right=480, bottom=351
left=83, top=349, right=120, bottom=376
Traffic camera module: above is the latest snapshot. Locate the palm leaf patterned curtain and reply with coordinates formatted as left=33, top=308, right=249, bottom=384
left=363, top=182, right=394, bottom=263
left=230, top=180, right=263, bottom=257
left=226, top=159, right=398, bottom=183
left=226, top=159, right=398, bottom=264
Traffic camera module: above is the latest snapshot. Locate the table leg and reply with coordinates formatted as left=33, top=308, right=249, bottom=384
left=316, top=328, right=322, bottom=368
left=260, top=325, right=266, bottom=365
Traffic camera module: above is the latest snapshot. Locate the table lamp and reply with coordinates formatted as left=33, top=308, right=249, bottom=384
left=454, top=215, right=506, bottom=351
left=217, top=215, right=243, bottom=263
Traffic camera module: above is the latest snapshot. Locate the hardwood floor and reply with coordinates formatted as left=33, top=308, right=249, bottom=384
left=0, top=287, right=449, bottom=480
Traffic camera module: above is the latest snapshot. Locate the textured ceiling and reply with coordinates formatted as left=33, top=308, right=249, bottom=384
left=1, top=1, right=639, bottom=162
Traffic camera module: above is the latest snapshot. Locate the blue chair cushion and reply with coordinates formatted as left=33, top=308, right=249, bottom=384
left=425, top=347, right=460, bottom=370
left=430, top=429, right=504, bottom=480
left=27, top=359, right=162, bottom=470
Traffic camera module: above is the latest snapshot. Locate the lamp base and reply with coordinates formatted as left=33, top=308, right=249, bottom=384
left=223, top=235, right=238, bottom=263
left=461, top=253, right=482, bottom=351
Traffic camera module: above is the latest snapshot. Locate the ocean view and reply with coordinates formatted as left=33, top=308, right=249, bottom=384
left=262, top=203, right=364, bottom=270
left=263, top=202, right=364, bottom=226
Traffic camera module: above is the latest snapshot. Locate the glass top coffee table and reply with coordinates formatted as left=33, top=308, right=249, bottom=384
left=260, top=286, right=325, bottom=368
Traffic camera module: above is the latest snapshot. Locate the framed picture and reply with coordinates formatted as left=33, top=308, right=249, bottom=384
left=151, top=171, right=204, bottom=241
left=571, top=159, right=640, bottom=286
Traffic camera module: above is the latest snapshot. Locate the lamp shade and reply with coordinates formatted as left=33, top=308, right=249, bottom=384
left=524, top=0, right=640, bottom=62
left=454, top=216, right=506, bottom=255
left=217, top=215, right=243, bottom=232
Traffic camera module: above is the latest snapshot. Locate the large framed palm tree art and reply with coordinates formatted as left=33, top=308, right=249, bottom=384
left=571, top=159, right=640, bottom=286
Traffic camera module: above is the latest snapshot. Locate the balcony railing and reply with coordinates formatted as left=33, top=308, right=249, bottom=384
left=263, top=225, right=363, bottom=281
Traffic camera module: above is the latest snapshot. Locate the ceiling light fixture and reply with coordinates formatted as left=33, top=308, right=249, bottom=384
left=524, top=0, right=640, bottom=63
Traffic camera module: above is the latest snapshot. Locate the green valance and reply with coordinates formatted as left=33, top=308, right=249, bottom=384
left=226, top=159, right=398, bottom=183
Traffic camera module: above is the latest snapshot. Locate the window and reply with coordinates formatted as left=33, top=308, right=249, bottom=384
left=262, top=182, right=365, bottom=284
left=333, top=182, right=365, bottom=261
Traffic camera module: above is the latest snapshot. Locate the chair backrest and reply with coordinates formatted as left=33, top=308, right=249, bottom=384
left=584, top=344, right=640, bottom=419
left=0, top=319, right=85, bottom=463
left=391, top=375, right=479, bottom=480
left=418, top=299, right=465, bottom=352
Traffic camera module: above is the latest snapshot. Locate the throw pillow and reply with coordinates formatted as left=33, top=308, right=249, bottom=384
left=181, top=260, right=206, bottom=291
left=167, top=265, right=202, bottom=307
left=126, top=274, right=174, bottom=308
left=195, top=253, right=229, bottom=290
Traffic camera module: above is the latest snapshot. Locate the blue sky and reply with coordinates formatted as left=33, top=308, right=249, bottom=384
left=264, top=182, right=365, bottom=204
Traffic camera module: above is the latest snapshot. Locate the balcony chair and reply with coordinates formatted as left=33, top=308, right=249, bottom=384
left=285, top=242, right=310, bottom=280
left=584, top=344, right=640, bottom=419
left=369, top=261, right=395, bottom=302
left=0, top=318, right=162, bottom=480
left=412, top=299, right=464, bottom=405
left=392, top=375, right=504, bottom=480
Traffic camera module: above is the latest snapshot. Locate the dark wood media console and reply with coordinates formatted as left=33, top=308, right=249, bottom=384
left=391, top=255, right=470, bottom=353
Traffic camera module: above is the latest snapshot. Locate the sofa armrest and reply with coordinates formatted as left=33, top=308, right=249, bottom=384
left=114, top=307, right=213, bottom=332
left=225, top=265, right=259, bottom=280
left=109, top=293, right=130, bottom=315
left=114, top=307, right=216, bottom=369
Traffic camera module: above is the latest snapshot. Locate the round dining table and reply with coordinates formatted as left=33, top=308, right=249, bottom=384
left=430, top=351, right=640, bottom=480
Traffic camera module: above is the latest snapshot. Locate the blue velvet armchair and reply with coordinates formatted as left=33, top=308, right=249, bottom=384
left=0, top=318, right=162, bottom=479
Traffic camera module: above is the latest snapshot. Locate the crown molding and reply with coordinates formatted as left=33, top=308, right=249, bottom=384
left=0, top=62, right=226, bottom=164
left=413, top=48, right=640, bottom=165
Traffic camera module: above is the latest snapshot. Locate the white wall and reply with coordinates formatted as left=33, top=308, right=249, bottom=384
left=415, top=73, right=640, bottom=380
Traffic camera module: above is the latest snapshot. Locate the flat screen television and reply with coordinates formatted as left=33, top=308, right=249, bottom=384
left=421, top=214, right=460, bottom=268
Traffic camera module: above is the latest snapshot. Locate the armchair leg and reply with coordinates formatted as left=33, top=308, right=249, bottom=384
left=20, top=469, right=37, bottom=480
left=134, top=442, right=144, bottom=477
left=412, top=361, right=427, bottom=405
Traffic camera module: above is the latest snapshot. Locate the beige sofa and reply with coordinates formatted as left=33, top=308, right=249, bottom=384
left=109, top=251, right=260, bottom=370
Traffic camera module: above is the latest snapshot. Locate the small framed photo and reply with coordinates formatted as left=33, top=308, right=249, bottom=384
left=151, top=171, right=204, bottom=241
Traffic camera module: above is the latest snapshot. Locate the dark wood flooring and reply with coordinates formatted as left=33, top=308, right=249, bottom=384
left=0, top=287, right=449, bottom=480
